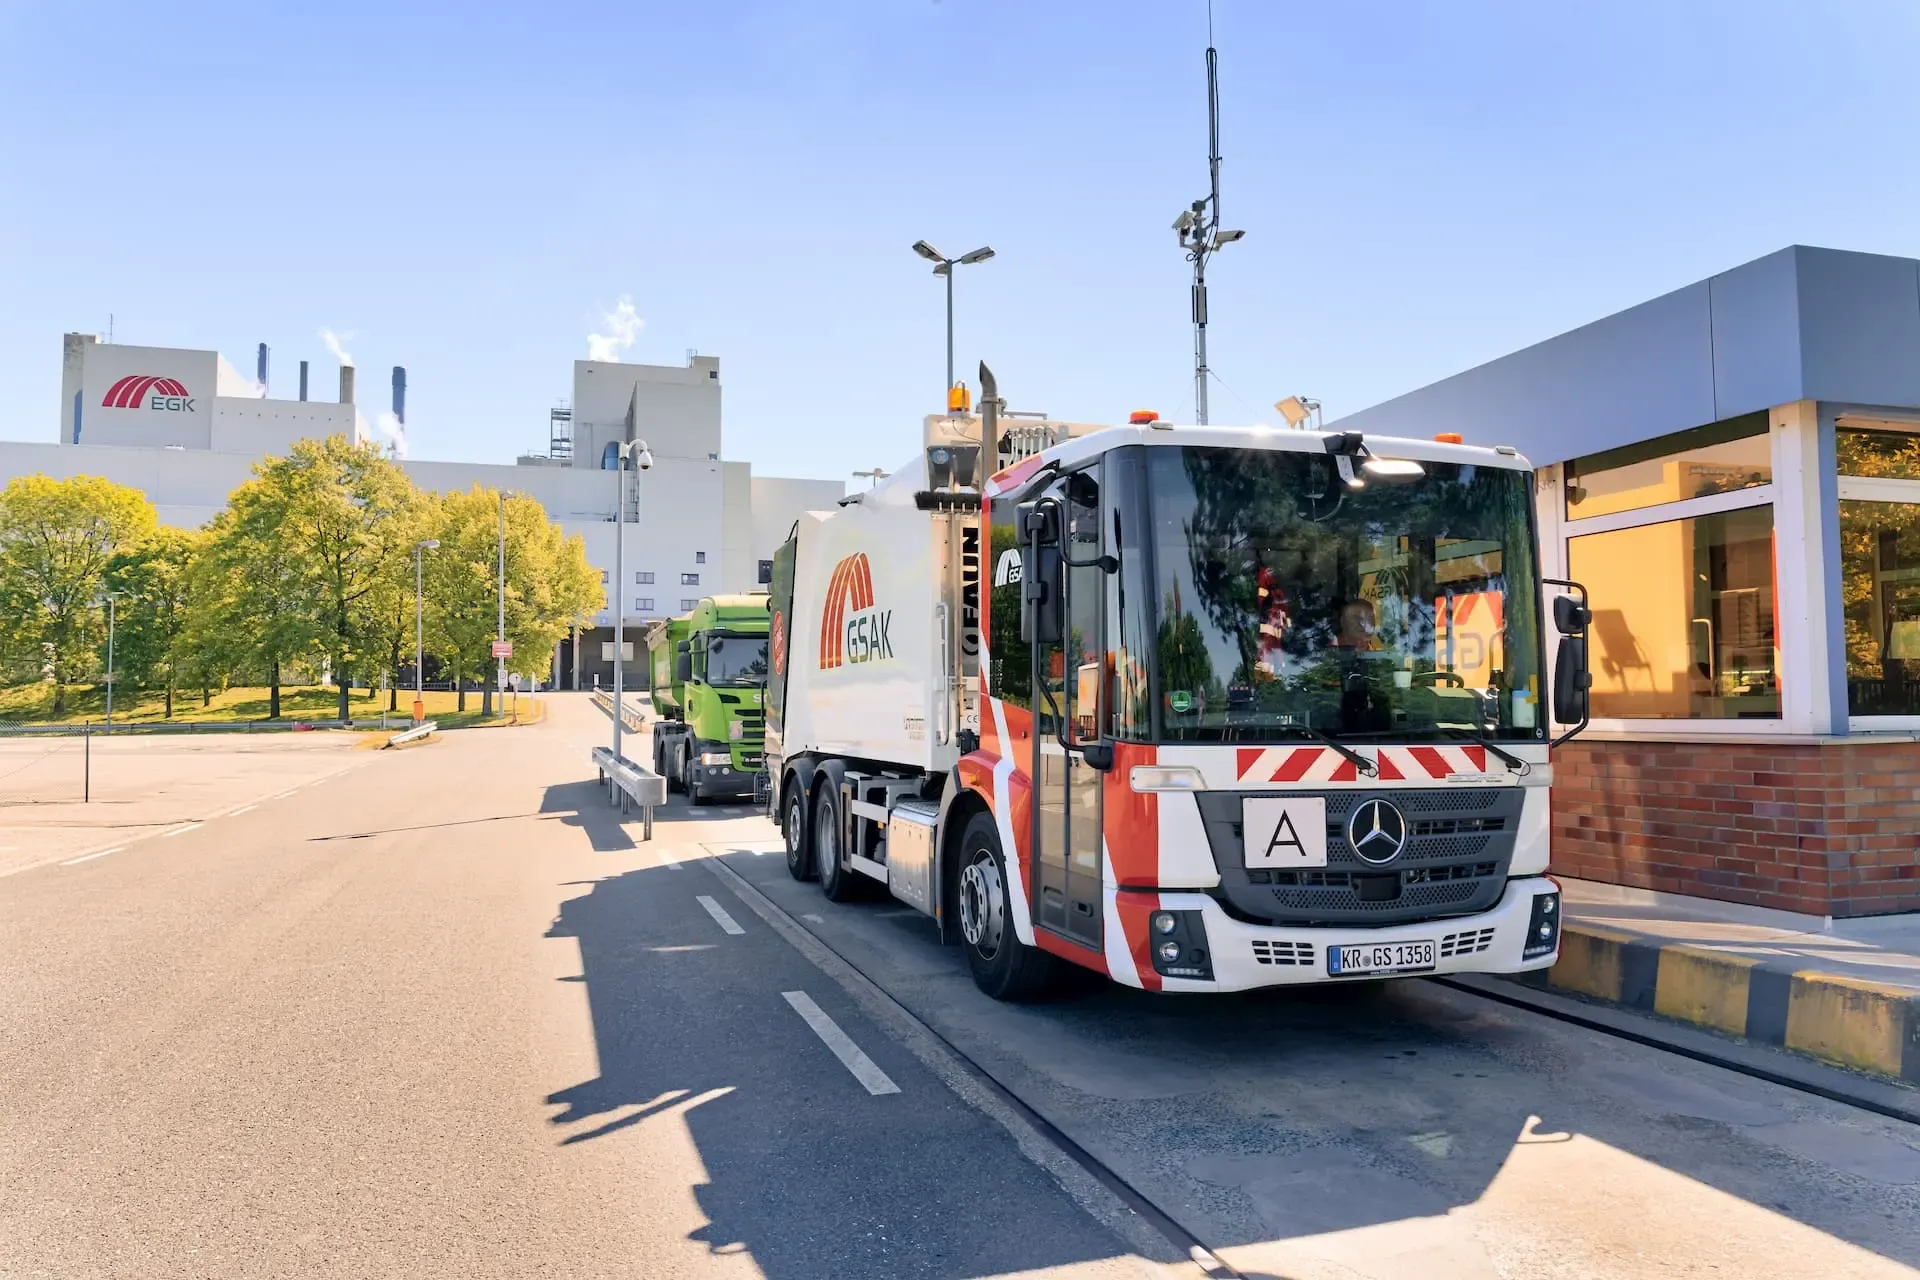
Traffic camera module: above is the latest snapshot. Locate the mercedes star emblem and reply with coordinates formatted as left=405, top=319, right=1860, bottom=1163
left=1345, top=798, right=1409, bottom=865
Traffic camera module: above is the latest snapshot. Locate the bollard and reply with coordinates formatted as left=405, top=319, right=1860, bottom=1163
left=83, top=721, right=90, bottom=803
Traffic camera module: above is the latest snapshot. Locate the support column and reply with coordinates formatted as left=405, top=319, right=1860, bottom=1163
left=1771, top=400, right=1846, bottom=735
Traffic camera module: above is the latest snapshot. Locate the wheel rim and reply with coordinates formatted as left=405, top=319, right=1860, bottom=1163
left=958, top=848, right=1005, bottom=958
left=785, top=793, right=804, bottom=860
left=814, top=794, right=837, bottom=878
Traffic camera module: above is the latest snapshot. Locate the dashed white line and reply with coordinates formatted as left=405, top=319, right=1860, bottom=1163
left=231, top=805, right=256, bottom=816
left=268, top=790, right=296, bottom=801
left=696, top=895, right=746, bottom=936
left=159, top=823, right=202, bottom=839
left=801, top=913, right=825, bottom=924
left=781, top=990, right=900, bottom=1096
left=62, top=847, right=123, bottom=866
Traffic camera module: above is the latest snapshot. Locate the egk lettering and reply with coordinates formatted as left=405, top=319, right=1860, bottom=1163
left=149, top=396, right=196, bottom=411
left=844, top=609, right=894, bottom=663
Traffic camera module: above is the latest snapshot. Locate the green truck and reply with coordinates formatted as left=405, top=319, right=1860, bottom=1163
left=643, top=593, right=772, bottom=804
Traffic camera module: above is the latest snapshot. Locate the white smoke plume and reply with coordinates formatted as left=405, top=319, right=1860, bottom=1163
left=586, top=297, right=642, bottom=362
left=320, top=327, right=356, bottom=367
left=375, top=410, right=409, bottom=459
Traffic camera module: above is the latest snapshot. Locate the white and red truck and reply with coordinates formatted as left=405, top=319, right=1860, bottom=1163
left=764, top=368, right=1592, bottom=999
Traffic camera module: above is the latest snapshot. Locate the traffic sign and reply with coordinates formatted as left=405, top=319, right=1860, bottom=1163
left=491, top=641, right=513, bottom=657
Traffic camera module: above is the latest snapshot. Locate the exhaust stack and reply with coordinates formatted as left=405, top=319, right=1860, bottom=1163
left=339, top=365, right=355, bottom=405
left=391, top=366, right=406, bottom=424
left=298, top=360, right=309, bottom=401
left=256, top=343, right=269, bottom=395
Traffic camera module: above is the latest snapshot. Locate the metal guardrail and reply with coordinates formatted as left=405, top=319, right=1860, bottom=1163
left=0, top=718, right=354, bottom=738
left=591, top=690, right=647, bottom=733
left=387, top=720, right=438, bottom=748
left=592, top=744, right=666, bottom=840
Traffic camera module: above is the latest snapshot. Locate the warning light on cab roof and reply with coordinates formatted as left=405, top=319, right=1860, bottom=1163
left=1129, top=410, right=1160, bottom=424
left=1433, top=432, right=1464, bottom=444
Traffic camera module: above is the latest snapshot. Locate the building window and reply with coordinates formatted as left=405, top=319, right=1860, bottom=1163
left=695, top=551, right=706, bottom=564
left=758, top=559, right=774, bottom=585
left=636, top=597, right=654, bottom=612
left=635, top=571, right=654, bottom=584
left=680, top=597, right=697, bottom=610
left=681, top=572, right=700, bottom=585
left=1565, top=413, right=1771, bottom=520
left=1838, top=426, right=1920, bottom=480
left=1568, top=505, right=1779, bottom=719
left=1840, top=500, right=1920, bottom=715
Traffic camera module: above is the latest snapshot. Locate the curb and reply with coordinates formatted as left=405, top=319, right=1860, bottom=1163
left=1512, top=923, right=1920, bottom=1085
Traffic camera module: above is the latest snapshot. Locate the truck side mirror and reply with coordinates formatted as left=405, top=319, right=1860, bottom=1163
left=1554, top=595, right=1591, bottom=634
left=1018, top=501, right=1064, bottom=647
left=674, top=653, right=691, bottom=682
left=1554, top=636, right=1591, bottom=724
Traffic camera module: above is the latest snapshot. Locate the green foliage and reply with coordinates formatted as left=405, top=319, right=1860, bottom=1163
left=102, top=527, right=203, bottom=716
left=0, top=474, right=157, bottom=714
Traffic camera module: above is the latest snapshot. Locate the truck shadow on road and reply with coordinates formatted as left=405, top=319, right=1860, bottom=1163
left=538, top=779, right=636, bottom=853
left=542, top=853, right=1180, bottom=1280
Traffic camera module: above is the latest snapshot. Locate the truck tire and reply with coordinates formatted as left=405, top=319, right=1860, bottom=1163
left=956, top=811, right=1056, bottom=1001
left=812, top=784, right=862, bottom=903
left=670, top=744, right=689, bottom=796
left=782, top=781, right=815, bottom=881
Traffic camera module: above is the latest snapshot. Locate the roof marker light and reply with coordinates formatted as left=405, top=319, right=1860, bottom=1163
left=1129, top=410, right=1160, bottom=425
left=1433, top=432, right=1464, bottom=444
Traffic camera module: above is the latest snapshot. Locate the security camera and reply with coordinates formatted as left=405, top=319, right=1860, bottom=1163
left=1172, top=209, right=1196, bottom=234
left=632, top=441, right=655, bottom=470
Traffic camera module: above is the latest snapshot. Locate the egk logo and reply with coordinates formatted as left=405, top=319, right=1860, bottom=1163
left=103, top=376, right=195, bottom=412
left=819, top=553, right=893, bottom=668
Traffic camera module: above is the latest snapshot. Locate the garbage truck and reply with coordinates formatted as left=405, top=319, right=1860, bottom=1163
left=763, top=366, right=1593, bottom=999
left=643, top=593, right=772, bottom=804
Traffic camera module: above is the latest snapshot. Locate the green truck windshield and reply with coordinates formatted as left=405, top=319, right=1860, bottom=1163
left=705, top=634, right=769, bottom=687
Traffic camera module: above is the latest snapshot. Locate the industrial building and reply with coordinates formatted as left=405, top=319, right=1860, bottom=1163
left=1331, top=244, right=1920, bottom=918
left=7, top=334, right=845, bottom=690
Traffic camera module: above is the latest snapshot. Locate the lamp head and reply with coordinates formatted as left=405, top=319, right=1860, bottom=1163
left=911, top=240, right=944, bottom=263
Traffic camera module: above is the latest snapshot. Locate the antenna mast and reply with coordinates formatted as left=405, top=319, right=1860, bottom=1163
left=1174, top=2, right=1241, bottom=424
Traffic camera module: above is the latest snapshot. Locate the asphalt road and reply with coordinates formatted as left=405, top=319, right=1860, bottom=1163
left=4, top=694, right=1917, bottom=1280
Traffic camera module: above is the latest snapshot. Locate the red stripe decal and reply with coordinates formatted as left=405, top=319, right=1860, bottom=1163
left=1464, top=745, right=1487, bottom=772
left=1273, top=748, right=1317, bottom=783
left=1236, top=747, right=1263, bottom=781
left=1375, top=752, right=1404, bottom=781
left=1330, top=759, right=1357, bottom=782
left=1409, top=746, right=1451, bottom=779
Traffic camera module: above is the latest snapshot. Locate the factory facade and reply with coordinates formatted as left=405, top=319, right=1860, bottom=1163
left=7, top=335, right=844, bottom=691
left=1331, top=244, right=1920, bottom=918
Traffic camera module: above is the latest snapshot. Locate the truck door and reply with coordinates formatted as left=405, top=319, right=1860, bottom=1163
left=1033, top=468, right=1104, bottom=951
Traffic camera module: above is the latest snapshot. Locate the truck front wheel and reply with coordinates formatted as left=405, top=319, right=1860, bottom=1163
left=813, top=785, right=862, bottom=903
left=957, top=812, right=1056, bottom=1001
left=783, top=783, right=814, bottom=881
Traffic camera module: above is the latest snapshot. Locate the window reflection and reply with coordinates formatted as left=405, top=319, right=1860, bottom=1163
left=1566, top=414, right=1770, bottom=519
left=1841, top=500, right=1920, bottom=716
left=1837, top=427, right=1920, bottom=480
left=1568, top=506, right=1779, bottom=719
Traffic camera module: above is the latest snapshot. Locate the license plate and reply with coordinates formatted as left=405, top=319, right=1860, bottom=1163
left=1327, top=940, right=1436, bottom=977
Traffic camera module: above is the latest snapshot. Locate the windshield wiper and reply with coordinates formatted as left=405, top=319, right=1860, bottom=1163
left=1439, top=727, right=1530, bottom=775
left=1276, top=723, right=1377, bottom=777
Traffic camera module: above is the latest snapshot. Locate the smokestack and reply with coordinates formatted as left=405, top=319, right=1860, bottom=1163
left=298, top=360, right=309, bottom=401
left=391, top=366, right=406, bottom=425
left=339, top=365, right=355, bottom=405
left=256, top=342, right=269, bottom=394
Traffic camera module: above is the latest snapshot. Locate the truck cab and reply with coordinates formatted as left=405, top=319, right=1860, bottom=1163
left=644, top=594, right=772, bottom=804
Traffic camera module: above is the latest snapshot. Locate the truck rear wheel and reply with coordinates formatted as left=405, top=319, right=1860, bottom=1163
left=783, top=782, right=814, bottom=881
left=813, top=785, right=862, bottom=903
left=957, top=812, right=1056, bottom=1001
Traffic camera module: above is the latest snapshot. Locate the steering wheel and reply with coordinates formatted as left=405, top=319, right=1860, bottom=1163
left=1410, top=670, right=1467, bottom=688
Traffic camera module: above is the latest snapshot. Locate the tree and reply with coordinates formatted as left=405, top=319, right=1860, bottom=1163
left=102, top=527, right=203, bottom=718
left=193, top=476, right=320, bottom=719
left=0, top=475, right=156, bottom=716
left=421, top=487, right=598, bottom=713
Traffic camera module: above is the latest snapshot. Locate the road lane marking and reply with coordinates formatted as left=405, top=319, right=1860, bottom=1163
left=781, top=990, right=900, bottom=1096
left=697, top=895, right=746, bottom=936
left=231, top=805, right=256, bottom=816
left=657, top=850, right=683, bottom=871
left=268, top=790, right=296, bottom=800
left=62, top=847, right=123, bottom=866
left=159, top=823, right=202, bottom=839
left=801, top=913, right=825, bottom=924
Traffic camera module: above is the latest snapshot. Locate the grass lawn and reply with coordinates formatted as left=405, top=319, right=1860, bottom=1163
left=0, top=682, right=543, bottom=730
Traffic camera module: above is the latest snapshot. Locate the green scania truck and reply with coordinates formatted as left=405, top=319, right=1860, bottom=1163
left=643, top=593, right=772, bottom=804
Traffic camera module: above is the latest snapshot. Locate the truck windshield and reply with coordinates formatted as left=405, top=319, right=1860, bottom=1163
left=704, top=634, right=769, bottom=687
left=1144, top=445, right=1544, bottom=743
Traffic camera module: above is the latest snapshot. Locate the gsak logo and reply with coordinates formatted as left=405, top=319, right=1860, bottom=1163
left=102, top=376, right=195, bottom=412
left=818, top=553, right=893, bottom=668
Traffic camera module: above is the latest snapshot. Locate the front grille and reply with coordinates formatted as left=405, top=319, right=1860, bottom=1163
left=1198, top=787, right=1524, bottom=927
left=1440, top=927, right=1496, bottom=957
left=1251, top=939, right=1315, bottom=966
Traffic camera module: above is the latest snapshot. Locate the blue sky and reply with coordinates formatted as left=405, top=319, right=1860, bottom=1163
left=4, top=1, right=1918, bottom=483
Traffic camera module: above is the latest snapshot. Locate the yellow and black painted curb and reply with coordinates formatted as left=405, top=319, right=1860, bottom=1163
left=1511, top=923, right=1920, bottom=1084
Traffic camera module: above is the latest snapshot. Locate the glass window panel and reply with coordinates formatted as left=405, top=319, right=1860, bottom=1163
left=1841, top=499, right=1920, bottom=715
left=1568, top=505, right=1779, bottom=719
left=1837, top=428, right=1920, bottom=480
left=1566, top=414, right=1771, bottom=519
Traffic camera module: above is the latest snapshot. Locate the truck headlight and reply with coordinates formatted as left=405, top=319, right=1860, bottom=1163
left=700, top=751, right=731, bottom=766
left=1523, top=889, right=1561, bottom=960
left=729, top=720, right=744, bottom=741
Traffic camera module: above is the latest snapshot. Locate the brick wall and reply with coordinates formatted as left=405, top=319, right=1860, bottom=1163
left=1551, top=739, right=1920, bottom=918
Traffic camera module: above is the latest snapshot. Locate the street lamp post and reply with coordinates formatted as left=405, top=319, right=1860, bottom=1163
left=414, top=538, right=439, bottom=721
left=911, top=241, right=994, bottom=401
left=99, top=591, right=121, bottom=726
left=495, top=490, right=514, bottom=719
left=612, top=440, right=654, bottom=763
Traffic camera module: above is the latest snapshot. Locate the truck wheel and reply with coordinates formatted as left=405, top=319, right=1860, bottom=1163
left=813, top=785, right=862, bottom=903
left=671, top=745, right=689, bottom=796
left=783, top=783, right=815, bottom=881
left=956, top=811, right=1056, bottom=1001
